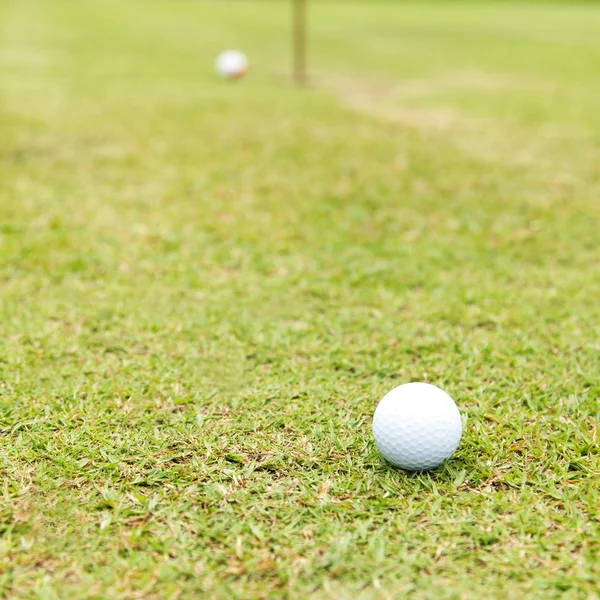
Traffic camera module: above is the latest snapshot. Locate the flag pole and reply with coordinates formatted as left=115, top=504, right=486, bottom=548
left=293, top=0, right=307, bottom=86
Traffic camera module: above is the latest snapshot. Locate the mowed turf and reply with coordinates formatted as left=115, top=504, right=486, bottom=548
left=1, top=0, right=599, bottom=597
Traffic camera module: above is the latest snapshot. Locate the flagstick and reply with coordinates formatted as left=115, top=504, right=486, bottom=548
left=293, top=0, right=307, bottom=86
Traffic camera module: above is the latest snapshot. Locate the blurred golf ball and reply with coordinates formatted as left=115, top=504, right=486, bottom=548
left=215, top=50, right=248, bottom=79
left=372, top=382, right=462, bottom=471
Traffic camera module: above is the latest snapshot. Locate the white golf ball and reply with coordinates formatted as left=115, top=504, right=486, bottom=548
left=215, top=50, right=248, bottom=80
left=372, top=382, right=462, bottom=471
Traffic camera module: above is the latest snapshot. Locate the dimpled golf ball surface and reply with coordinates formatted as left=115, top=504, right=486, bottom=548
left=215, top=50, right=248, bottom=79
left=373, top=383, right=462, bottom=471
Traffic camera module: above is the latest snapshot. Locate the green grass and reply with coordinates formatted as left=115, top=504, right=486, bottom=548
left=1, top=0, right=599, bottom=597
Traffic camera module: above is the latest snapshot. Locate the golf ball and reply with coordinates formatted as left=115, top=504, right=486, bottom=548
left=215, top=50, right=248, bottom=80
left=372, top=382, right=462, bottom=471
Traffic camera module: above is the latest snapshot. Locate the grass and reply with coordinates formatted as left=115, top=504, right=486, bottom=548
left=1, top=0, right=599, bottom=597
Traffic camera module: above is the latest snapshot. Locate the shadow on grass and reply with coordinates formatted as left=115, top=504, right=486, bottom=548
left=372, top=451, right=490, bottom=492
